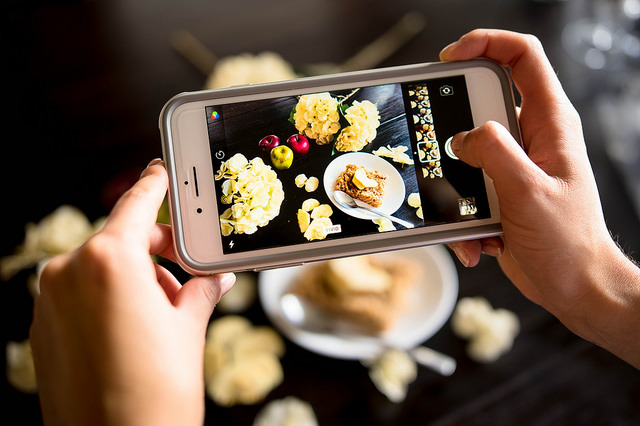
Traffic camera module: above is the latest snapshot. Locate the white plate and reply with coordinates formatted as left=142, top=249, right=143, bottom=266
left=323, top=152, right=405, bottom=220
left=258, top=245, right=458, bottom=360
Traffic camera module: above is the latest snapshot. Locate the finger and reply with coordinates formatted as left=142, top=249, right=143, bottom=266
left=174, top=273, right=236, bottom=323
left=102, top=159, right=168, bottom=242
left=448, top=240, right=481, bottom=267
left=449, top=237, right=503, bottom=268
left=451, top=121, right=546, bottom=198
left=149, top=223, right=176, bottom=261
left=153, top=262, right=182, bottom=303
left=439, top=29, right=565, bottom=104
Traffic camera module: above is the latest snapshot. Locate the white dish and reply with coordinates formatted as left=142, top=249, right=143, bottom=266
left=323, top=152, right=405, bottom=220
left=258, top=245, right=458, bottom=360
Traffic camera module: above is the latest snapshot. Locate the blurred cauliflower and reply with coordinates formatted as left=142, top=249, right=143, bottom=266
left=215, top=272, right=257, bottom=313
left=451, top=297, right=520, bottom=363
left=368, top=348, right=417, bottom=403
left=204, top=315, right=285, bottom=406
left=6, top=340, right=37, bottom=393
left=1, top=206, right=105, bottom=281
left=253, top=396, right=318, bottom=426
left=205, top=52, right=297, bottom=89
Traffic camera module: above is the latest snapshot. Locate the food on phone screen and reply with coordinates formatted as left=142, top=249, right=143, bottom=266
left=373, top=144, right=415, bottom=166
left=215, top=154, right=285, bottom=236
left=294, top=174, right=308, bottom=188
left=334, top=100, right=381, bottom=152
left=270, top=145, right=294, bottom=170
left=304, top=176, right=319, bottom=192
left=335, top=164, right=387, bottom=208
left=291, top=92, right=380, bottom=152
left=292, top=93, right=342, bottom=145
left=258, top=134, right=280, bottom=152
left=286, top=134, right=309, bottom=156
left=290, top=255, right=419, bottom=333
left=298, top=199, right=335, bottom=241
left=407, top=192, right=424, bottom=219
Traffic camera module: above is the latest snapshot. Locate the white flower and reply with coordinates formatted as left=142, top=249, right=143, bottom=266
left=205, top=52, right=297, bottom=89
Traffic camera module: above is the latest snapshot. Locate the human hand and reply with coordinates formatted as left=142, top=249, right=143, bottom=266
left=30, top=159, right=235, bottom=426
left=440, top=30, right=640, bottom=367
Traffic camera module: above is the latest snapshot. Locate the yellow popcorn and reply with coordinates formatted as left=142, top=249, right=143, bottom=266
left=295, top=174, right=308, bottom=188
left=304, top=176, right=319, bottom=192
left=310, top=204, right=333, bottom=219
left=215, top=154, right=284, bottom=235
left=297, top=209, right=311, bottom=233
left=416, top=206, right=424, bottom=220
left=303, top=217, right=333, bottom=241
left=301, top=198, right=320, bottom=212
left=293, top=93, right=341, bottom=145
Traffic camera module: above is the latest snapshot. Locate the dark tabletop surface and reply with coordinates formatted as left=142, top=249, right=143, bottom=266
left=3, top=1, right=640, bottom=425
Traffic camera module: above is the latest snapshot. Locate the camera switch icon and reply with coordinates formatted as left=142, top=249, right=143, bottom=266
left=439, top=85, right=454, bottom=96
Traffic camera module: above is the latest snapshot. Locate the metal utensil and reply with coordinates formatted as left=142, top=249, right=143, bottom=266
left=333, top=190, right=414, bottom=228
left=280, top=292, right=456, bottom=376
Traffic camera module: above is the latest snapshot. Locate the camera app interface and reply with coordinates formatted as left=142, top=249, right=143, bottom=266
left=206, top=75, right=490, bottom=254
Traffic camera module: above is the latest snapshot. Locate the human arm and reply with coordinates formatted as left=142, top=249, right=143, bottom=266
left=440, top=29, right=640, bottom=368
left=30, top=160, right=235, bottom=426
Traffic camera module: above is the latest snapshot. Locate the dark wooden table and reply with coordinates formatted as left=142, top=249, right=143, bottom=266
left=3, top=1, right=640, bottom=424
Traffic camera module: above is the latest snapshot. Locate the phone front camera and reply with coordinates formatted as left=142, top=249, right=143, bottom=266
left=196, top=208, right=203, bottom=214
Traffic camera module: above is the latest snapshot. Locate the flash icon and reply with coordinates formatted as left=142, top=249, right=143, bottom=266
left=229, top=240, right=235, bottom=249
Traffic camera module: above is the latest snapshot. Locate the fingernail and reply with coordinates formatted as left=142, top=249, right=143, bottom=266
left=452, top=246, right=470, bottom=267
left=147, top=158, right=164, bottom=168
left=450, top=132, right=465, bottom=155
left=482, top=240, right=503, bottom=258
left=439, top=42, right=457, bottom=60
left=140, top=159, right=164, bottom=179
left=219, top=273, right=236, bottom=294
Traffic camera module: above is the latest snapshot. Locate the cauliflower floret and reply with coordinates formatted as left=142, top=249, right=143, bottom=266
left=253, top=396, right=318, bottom=426
left=6, top=340, right=37, bottom=393
left=204, top=316, right=286, bottom=406
left=368, top=348, right=417, bottom=403
left=451, top=297, right=520, bottom=363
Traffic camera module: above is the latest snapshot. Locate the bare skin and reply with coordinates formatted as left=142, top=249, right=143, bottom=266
left=31, top=160, right=235, bottom=426
left=442, top=29, right=640, bottom=368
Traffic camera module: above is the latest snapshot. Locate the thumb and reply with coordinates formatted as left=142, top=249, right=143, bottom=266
left=174, top=273, right=236, bottom=323
left=451, top=121, right=541, bottom=199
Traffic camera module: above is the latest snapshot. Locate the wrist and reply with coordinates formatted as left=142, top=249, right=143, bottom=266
left=560, top=237, right=640, bottom=368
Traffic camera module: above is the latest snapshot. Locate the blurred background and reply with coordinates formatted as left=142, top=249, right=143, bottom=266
left=2, top=0, right=640, bottom=424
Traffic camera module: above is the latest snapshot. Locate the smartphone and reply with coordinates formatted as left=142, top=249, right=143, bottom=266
left=159, top=59, right=521, bottom=275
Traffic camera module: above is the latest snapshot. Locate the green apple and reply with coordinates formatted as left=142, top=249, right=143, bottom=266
left=270, top=145, right=294, bottom=170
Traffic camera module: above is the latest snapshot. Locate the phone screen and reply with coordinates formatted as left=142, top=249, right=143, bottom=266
left=205, top=75, right=489, bottom=254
